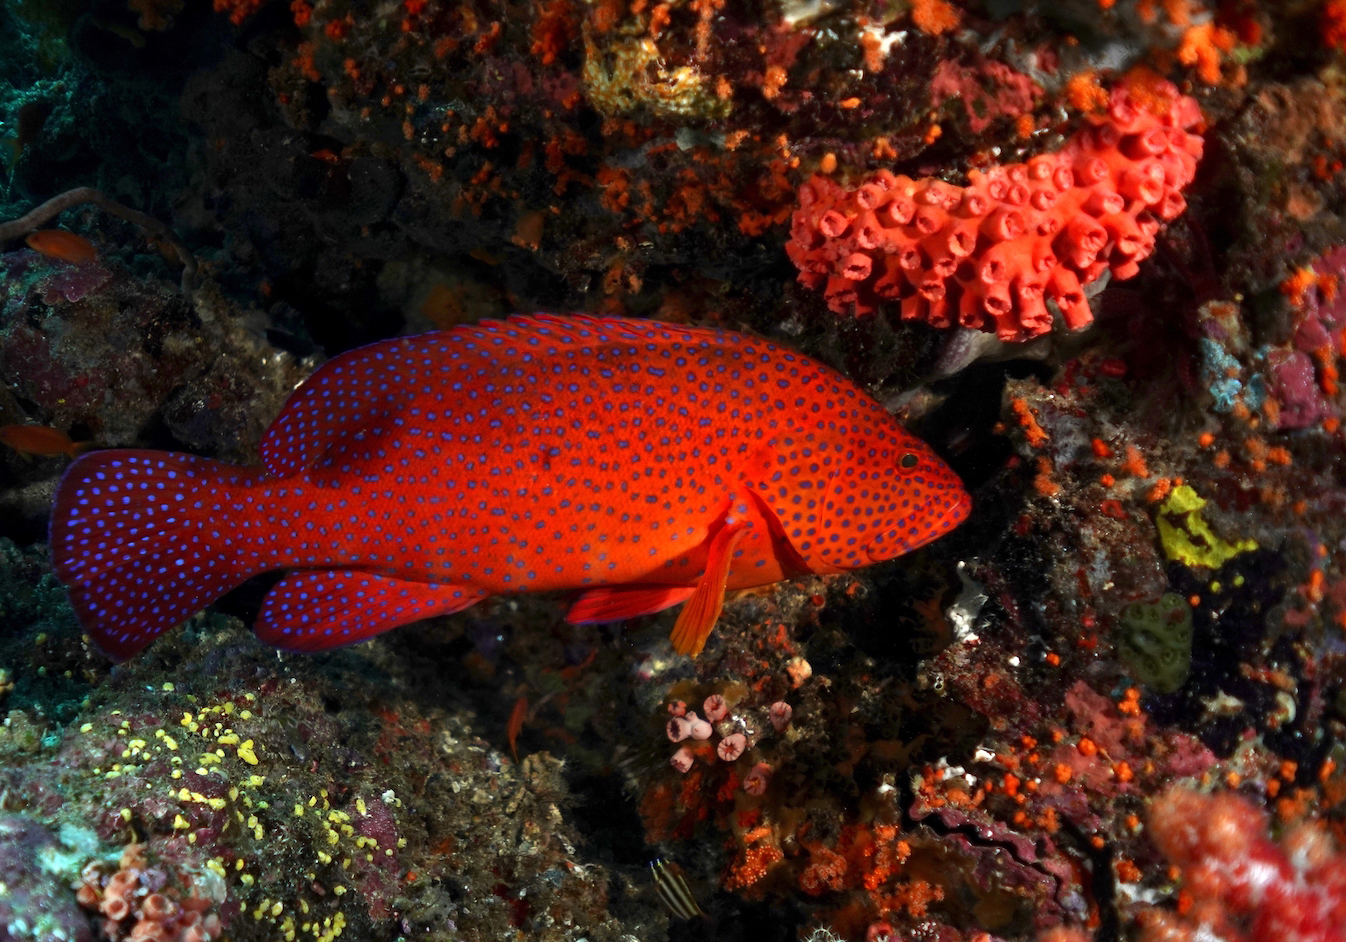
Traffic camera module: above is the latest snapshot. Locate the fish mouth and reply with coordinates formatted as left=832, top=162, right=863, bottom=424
left=918, top=488, right=973, bottom=546
left=945, top=489, right=973, bottom=528
left=864, top=488, right=972, bottom=562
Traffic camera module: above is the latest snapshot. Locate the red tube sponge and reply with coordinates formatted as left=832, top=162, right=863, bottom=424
left=786, top=79, right=1204, bottom=341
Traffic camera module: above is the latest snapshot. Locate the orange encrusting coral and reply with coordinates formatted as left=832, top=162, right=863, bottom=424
left=211, top=0, right=266, bottom=25
left=75, top=842, right=223, bottom=942
left=1177, top=22, right=1238, bottom=84
left=786, top=79, right=1204, bottom=341
left=910, top=0, right=960, bottom=35
left=1327, top=0, right=1346, bottom=51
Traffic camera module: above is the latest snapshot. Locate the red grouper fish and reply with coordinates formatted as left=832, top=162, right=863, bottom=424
left=49, top=314, right=971, bottom=660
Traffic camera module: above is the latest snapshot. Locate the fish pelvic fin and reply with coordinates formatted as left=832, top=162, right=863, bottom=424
left=566, top=584, right=696, bottom=623
left=668, top=521, right=749, bottom=658
left=50, top=450, right=271, bottom=661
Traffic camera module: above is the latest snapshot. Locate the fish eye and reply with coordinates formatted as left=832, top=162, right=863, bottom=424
left=899, top=453, right=918, bottom=470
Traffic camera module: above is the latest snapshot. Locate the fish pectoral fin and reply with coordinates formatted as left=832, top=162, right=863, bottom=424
left=566, top=585, right=697, bottom=623
left=255, top=571, right=484, bottom=652
left=668, top=521, right=750, bottom=658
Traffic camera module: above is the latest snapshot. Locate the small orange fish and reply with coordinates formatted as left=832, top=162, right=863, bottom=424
left=0, top=424, right=89, bottom=459
left=25, top=230, right=97, bottom=265
left=507, top=695, right=528, bottom=760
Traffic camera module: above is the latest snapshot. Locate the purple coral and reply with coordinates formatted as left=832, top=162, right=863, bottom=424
left=0, top=812, right=94, bottom=942
left=1267, top=348, right=1326, bottom=429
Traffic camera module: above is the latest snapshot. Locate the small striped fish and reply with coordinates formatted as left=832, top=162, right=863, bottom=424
left=651, top=858, right=705, bottom=920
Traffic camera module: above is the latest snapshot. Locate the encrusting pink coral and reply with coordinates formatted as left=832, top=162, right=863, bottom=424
left=667, top=715, right=692, bottom=742
left=786, top=78, right=1204, bottom=341
left=670, top=745, right=695, bottom=773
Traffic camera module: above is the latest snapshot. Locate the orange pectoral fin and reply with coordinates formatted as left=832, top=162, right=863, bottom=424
left=668, top=521, right=750, bottom=658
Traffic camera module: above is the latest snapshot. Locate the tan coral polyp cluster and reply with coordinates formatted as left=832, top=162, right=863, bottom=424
left=786, top=80, right=1204, bottom=341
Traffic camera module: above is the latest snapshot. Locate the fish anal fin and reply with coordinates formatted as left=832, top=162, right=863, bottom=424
left=256, top=571, right=484, bottom=652
left=567, top=585, right=697, bottom=624
left=669, top=522, right=750, bottom=658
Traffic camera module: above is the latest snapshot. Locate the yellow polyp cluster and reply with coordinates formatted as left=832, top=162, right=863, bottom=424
left=72, top=685, right=381, bottom=942
left=311, top=912, right=347, bottom=942
left=255, top=891, right=348, bottom=941
left=1156, top=484, right=1258, bottom=568
left=77, top=691, right=278, bottom=894
left=178, top=787, right=229, bottom=811
left=179, top=700, right=261, bottom=765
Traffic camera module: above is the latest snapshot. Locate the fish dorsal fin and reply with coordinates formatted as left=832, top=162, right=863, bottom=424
left=261, top=315, right=749, bottom=478
left=501, top=312, right=741, bottom=348
left=261, top=336, right=427, bottom=477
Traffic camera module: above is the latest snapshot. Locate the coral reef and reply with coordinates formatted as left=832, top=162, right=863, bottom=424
left=0, top=812, right=95, bottom=942
left=0, top=612, right=639, bottom=941
left=1139, top=787, right=1346, bottom=942
left=785, top=76, right=1204, bottom=339
left=6, top=1, right=1346, bottom=941
left=75, top=840, right=223, bottom=942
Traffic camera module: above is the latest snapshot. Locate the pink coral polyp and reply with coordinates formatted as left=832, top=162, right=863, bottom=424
left=786, top=80, right=1204, bottom=341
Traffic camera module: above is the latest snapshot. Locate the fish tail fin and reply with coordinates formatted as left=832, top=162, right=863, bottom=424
left=50, top=450, right=271, bottom=660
